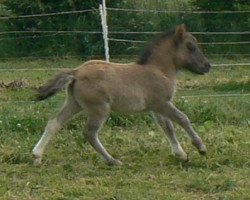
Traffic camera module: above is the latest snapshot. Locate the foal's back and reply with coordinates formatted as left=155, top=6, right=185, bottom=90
left=72, top=60, right=175, bottom=113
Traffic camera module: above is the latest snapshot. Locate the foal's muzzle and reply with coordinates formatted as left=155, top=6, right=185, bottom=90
left=186, top=61, right=211, bottom=75
left=202, top=62, right=211, bottom=73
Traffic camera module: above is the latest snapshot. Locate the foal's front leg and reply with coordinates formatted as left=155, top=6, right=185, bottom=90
left=157, top=102, right=207, bottom=155
left=153, top=113, right=188, bottom=162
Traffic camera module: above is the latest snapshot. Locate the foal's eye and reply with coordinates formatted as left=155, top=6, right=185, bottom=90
left=187, top=42, right=196, bottom=52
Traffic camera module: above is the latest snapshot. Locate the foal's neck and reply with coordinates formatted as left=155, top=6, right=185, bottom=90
left=157, top=63, right=177, bottom=78
left=147, top=44, right=178, bottom=78
left=148, top=58, right=177, bottom=79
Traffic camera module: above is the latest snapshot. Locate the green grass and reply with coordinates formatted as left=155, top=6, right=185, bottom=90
left=0, top=58, right=250, bottom=200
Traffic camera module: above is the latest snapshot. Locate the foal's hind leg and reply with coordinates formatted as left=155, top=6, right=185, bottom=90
left=32, top=95, right=81, bottom=165
left=153, top=113, right=188, bottom=162
left=84, top=104, right=122, bottom=166
left=156, top=102, right=207, bottom=155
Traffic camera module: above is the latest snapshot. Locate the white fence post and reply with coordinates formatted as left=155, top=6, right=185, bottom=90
left=99, top=0, right=110, bottom=62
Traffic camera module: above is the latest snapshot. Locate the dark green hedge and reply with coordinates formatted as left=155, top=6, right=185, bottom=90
left=0, top=0, right=249, bottom=59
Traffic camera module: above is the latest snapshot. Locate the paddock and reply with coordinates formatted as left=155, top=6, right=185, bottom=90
left=0, top=57, right=249, bottom=199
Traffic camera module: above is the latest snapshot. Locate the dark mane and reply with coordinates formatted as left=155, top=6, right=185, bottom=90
left=136, top=29, right=175, bottom=65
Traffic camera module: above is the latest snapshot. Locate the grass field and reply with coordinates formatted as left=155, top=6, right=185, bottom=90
left=0, top=58, right=249, bottom=200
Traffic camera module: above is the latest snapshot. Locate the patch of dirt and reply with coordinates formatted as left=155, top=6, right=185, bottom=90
left=0, top=80, right=29, bottom=90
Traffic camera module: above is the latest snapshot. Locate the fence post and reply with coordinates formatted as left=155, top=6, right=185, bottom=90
left=99, top=0, right=110, bottom=62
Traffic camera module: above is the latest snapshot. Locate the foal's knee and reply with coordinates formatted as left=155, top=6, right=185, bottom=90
left=84, top=124, right=99, bottom=141
left=46, top=118, right=61, bottom=133
left=172, top=112, right=190, bottom=126
left=178, top=114, right=190, bottom=125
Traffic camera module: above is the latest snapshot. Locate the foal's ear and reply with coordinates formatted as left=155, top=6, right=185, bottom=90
left=175, top=24, right=186, bottom=39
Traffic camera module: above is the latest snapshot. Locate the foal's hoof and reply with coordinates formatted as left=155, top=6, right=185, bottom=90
left=33, top=155, right=42, bottom=166
left=192, top=140, right=207, bottom=156
left=195, top=143, right=207, bottom=155
left=106, top=159, right=122, bottom=166
left=198, top=145, right=207, bottom=155
left=173, top=152, right=189, bottom=163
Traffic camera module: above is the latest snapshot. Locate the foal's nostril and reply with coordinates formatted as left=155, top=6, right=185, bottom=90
left=205, top=62, right=211, bottom=69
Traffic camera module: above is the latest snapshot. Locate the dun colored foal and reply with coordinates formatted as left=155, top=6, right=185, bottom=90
left=32, top=24, right=211, bottom=166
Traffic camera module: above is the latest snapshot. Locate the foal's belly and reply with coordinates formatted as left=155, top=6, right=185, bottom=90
left=110, top=90, right=147, bottom=113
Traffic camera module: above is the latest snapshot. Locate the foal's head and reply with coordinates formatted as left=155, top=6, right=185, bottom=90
left=137, top=24, right=211, bottom=75
left=172, top=24, right=211, bottom=74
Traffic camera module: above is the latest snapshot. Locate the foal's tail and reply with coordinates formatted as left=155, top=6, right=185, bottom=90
left=36, top=70, right=75, bottom=101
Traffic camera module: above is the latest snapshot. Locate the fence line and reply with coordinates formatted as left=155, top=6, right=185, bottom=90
left=107, top=7, right=250, bottom=14
left=0, top=34, right=61, bottom=41
left=0, top=7, right=249, bottom=21
left=0, top=9, right=98, bottom=20
left=0, top=62, right=250, bottom=72
left=0, top=54, right=249, bottom=61
left=0, top=68, right=71, bottom=72
left=0, top=32, right=248, bottom=52
left=0, top=31, right=102, bottom=35
left=109, top=38, right=250, bottom=45
left=211, top=63, right=250, bottom=67
left=0, top=32, right=102, bottom=41
left=109, top=38, right=147, bottom=43
left=180, top=93, right=250, bottom=98
left=1, top=30, right=250, bottom=36
left=1, top=32, right=249, bottom=43
left=0, top=55, right=87, bottom=60
left=199, top=41, right=250, bottom=45
left=209, top=54, right=250, bottom=56
left=110, top=31, right=250, bottom=35
left=191, top=31, right=250, bottom=35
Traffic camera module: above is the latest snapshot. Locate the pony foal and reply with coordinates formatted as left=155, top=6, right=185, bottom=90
left=32, top=24, right=211, bottom=166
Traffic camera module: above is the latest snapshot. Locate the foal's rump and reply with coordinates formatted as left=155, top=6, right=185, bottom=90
left=35, top=60, right=111, bottom=101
